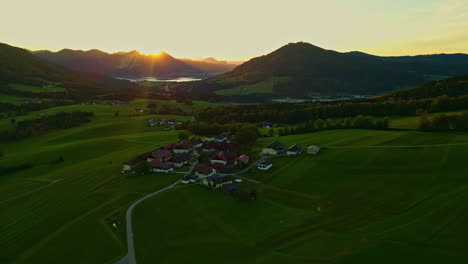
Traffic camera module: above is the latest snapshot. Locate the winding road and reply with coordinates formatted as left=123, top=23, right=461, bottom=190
left=119, top=161, right=198, bottom=264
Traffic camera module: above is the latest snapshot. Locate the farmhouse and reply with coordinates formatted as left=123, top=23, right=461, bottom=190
left=122, top=152, right=152, bottom=171
left=149, top=159, right=174, bottom=173
left=307, top=145, right=321, bottom=155
left=210, top=151, right=237, bottom=167
left=173, top=140, right=194, bottom=154
left=203, top=175, right=234, bottom=188
left=181, top=175, right=198, bottom=184
left=147, top=149, right=172, bottom=162
left=259, top=121, right=278, bottom=128
left=257, top=160, right=273, bottom=170
left=195, top=165, right=217, bottom=178
left=262, top=141, right=286, bottom=155
left=287, top=144, right=303, bottom=156
left=167, top=153, right=191, bottom=167
left=206, top=132, right=234, bottom=143
left=237, top=154, right=250, bottom=165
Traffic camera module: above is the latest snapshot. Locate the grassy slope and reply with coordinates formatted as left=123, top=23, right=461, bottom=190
left=132, top=129, right=468, bottom=264
left=9, top=83, right=66, bottom=93
left=215, top=77, right=290, bottom=96
left=0, top=104, right=194, bottom=263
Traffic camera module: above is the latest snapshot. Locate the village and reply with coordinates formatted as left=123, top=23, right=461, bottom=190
left=122, top=130, right=321, bottom=195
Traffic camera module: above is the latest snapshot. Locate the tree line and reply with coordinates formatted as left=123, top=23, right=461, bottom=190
left=418, top=111, right=468, bottom=131
left=0, top=111, right=94, bottom=141
left=197, top=95, right=468, bottom=124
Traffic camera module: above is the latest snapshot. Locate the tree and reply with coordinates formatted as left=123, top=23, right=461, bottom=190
left=417, top=111, right=431, bottom=130
left=147, top=103, right=156, bottom=109
left=235, top=125, right=259, bottom=145
left=268, top=128, right=274, bottom=137
left=114, top=111, right=119, bottom=117
left=178, top=131, right=189, bottom=141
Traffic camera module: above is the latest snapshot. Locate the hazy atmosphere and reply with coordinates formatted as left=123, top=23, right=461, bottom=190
left=2, top=0, right=468, bottom=59
left=2, top=1, right=468, bottom=264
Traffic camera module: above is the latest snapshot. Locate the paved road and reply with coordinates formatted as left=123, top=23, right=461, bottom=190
left=0, top=153, right=20, bottom=160
left=121, top=161, right=198, bottom=264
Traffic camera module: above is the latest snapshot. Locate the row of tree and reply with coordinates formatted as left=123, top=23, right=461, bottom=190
left=0, top=111, right=94, bottom=140
left=418, top=111, right=468, bottom=131
left=271, top=116, right=389, bottom=136
left=196, top=95, right=468, bottom=124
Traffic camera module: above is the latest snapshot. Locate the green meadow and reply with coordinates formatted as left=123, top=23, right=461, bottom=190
left=215, top=77, right=291, bottom=96
left=1, top=101, right=468, bottom=263
left=0, top=104, right=191, bottom=264
left=132, top=129, right=468, bottom=264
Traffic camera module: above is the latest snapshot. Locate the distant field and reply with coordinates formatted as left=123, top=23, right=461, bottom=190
left=0, top=93, right=33, bottom=105
left=215, top=77, right=291, bottom=96
left=389, top=110, right=468, bottom=129
left=9, top=83, right=66, bottom=93
left=133, top=129, right=468, bottom=264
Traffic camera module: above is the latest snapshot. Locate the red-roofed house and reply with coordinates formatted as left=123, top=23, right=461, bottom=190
left=173, top=140, right=194, bottom=154
left=147, top=149, right=172, bottom=162
left=149, top=159, right=174, bottom=173
left=210, top=151, right=237, bottom=167
left=195, top=165, right=216, bottom=178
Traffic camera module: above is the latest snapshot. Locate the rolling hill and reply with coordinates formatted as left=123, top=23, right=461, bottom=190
left=375, top=74, right=468, bottom=100
left=0, top=43, right=134, bottom=98
left=34, top=49, right=236, bottom=78
left=185, top=42, right=468, bottom=99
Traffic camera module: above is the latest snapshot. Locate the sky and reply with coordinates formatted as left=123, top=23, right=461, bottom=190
left=1, top=0, right=467, bottom=60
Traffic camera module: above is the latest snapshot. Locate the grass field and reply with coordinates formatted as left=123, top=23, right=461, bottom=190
left=2, top=100, right=468, bottom=263
left=215, top=77, right=291, bottom=96
left=131, top=129, right=468, bottom=264
left=9, top=83, right=66, bottom=93
left=0, top=103, right=192, bottom=264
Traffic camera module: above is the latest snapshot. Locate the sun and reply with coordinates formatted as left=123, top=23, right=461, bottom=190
left=148, top=51, right=166, bottom=57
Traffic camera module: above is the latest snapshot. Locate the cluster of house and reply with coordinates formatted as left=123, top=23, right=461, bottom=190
left=122, top=138, right=202, bottom=174
left=122, top=132, right=250, bottom=193
left=148, top=118, right=182, bottom=130
left=257, top=140, right=320, bottom=170
left=182, top=165, right=242, bottom=193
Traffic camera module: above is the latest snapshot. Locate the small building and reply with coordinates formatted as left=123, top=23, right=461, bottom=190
left=122, top=152, right=152, bottom=171
left=207, top=132, right=234, bottom=143
left=173, top=140, right=194, bottom=154
left=259, top=121, right=278, bottom=129
left=210, top=151, right=237, bottom=167
left=307, top=145, right=321, bottom=155
left=257, top=160, right=273, bottom=170
left=287, top=144, right=303, bottom=156
left=195, top=165, right=217, bottom=178
left=149, top=159, right=174, bottom=173
left=167, top=153, right=191, bottom=168
left=182, top=175, right=198, bottom=184
left=203, top=175, right=234, bottom=188
left=237, top=154, right=250, bottom=165
left=147, top=149, right=172, bottom=162
left=262, top=141, right=286, bottom=155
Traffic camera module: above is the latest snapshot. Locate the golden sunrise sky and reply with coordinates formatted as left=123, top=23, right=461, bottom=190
left=1, top=0, right=467, bottom=60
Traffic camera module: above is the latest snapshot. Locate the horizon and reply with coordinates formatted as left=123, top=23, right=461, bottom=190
left=2, top=0, right=467, bottom=60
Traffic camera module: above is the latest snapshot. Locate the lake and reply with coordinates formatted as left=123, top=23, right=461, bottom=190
left=116, top=77, right=203, bottom=82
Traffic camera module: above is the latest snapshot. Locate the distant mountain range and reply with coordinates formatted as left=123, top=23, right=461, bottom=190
left=33, top=49, right=237, bottom=78
left=182, top=42, right=468, bottom=99
left=0, top=43, right=133, bottom=97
